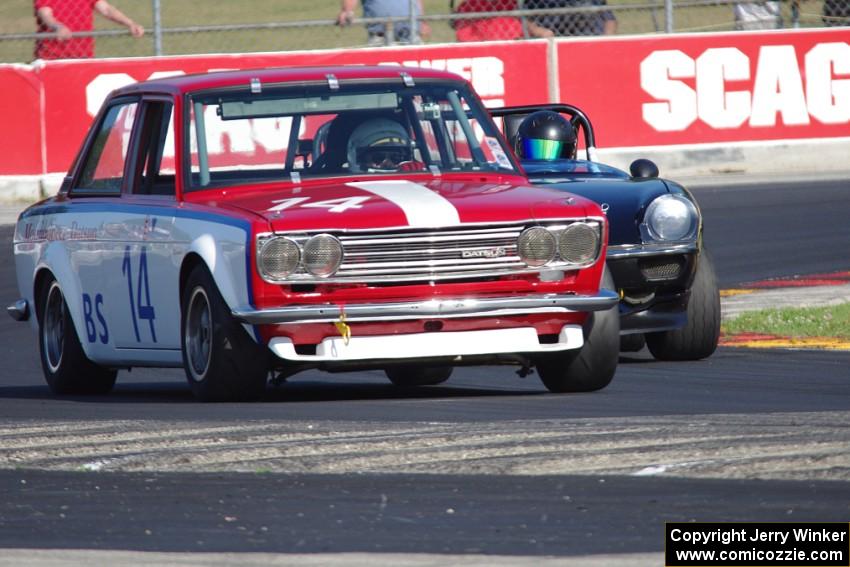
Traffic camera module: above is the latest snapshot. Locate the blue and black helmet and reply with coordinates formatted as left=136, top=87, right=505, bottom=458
left=515, top=110, right=577, bottom=161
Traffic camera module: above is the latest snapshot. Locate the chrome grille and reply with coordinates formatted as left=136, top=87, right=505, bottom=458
left=337, top=226, right=524, bottom=282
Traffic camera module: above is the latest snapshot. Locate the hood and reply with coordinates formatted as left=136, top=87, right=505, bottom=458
left=197, top=176, right=603, bottom=232
left=527, top=177, right=671, bottom=245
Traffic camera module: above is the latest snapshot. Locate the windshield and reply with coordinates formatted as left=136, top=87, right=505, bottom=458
left=186, top=81, right=518, bottom=190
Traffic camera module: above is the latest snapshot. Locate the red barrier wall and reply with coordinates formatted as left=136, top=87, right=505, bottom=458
left=557, top=28, right=850, bottom=148
left=1, top=30, right=847, bottom=177
left=0, top=65, right=44, bottom=175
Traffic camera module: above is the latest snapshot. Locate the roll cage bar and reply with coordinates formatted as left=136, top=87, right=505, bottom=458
left=489, top=103, right=598, bottom=162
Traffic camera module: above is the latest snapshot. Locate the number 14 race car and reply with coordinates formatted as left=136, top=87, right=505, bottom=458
left=9, top=67, right=621, bottom=402
left=492, top=104, right=720, bottom=361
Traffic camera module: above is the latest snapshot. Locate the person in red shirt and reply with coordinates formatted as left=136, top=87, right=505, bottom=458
left=34, top=0, right=144, bottom=60
left=452, top=0, right=552, bottom=42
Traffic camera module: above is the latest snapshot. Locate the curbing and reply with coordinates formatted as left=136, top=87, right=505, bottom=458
left=0, top=174, right=62, bottom=204
left=597, top=136, right=850, bottom=180
left=721, top=275, right=850, bottom=350
left=722, top=282, right=850, bottom=321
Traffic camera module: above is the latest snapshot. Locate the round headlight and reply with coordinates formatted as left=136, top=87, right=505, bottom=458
left=644, top=194, right=699, bottom=241
left=559, top=222, right=600, bottom=265
left=302, top=234, right=343, bottom=277
left=518, top=226, right=556, bottom=267
left=259, top=237, right=300, bottom=281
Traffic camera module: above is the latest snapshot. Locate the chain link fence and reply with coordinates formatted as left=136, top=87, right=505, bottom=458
left=0, top=0, right=846, bottom=63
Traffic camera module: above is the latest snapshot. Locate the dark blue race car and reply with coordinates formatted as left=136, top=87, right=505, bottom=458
left=492, top=104, right=720, bottom=361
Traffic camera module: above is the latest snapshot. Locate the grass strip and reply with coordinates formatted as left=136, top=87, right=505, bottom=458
left=722, top=302, right=850, bottom=340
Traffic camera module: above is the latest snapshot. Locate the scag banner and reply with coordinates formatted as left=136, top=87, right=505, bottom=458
left=19, top=40, right=549, bottom=176
left=557, top=28, right=850, bottom=148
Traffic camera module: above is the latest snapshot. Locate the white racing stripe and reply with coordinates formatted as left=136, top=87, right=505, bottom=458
left=347, top=180, right=460, bottom=228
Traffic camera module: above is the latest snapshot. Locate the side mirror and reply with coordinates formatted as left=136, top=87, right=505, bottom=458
left=629, top=159, right=659, bottom=179
left=58, top=175, right=76, bottom=194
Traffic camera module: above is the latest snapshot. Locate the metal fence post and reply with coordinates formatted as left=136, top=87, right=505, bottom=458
left=520, top=0, right=530, bottom=39
left=547, top=38, right=559, bottom=103
left=152, top=0, right=162, bottom=56
left=409, top=0, right=420, bottom=44
left=664, top=0, right=674, bottom=32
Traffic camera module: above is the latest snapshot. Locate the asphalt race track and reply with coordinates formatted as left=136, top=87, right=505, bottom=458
left=0, top=179, right=848, bottom=565
left=695, top=178, right=850, bottom=285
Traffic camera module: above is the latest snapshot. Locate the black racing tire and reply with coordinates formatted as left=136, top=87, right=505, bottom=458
left=385, top=365, right=453, bottom=387
left=536, top=268, right=620, bottom=393
left=619, top=333, right=646, bottom=352
left=181, top=264, right=269, bottom=402
left=646, top=250, right=721, bottom=361
left=37, top=275, right=117, bottom=395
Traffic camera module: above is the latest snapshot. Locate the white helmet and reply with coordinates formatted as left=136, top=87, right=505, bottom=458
left=347, top=118, right=412, bottom=173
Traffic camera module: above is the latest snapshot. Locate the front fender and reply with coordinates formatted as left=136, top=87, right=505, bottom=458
left=185, top=231, right=250, bottom=314
left=34, top=242, right=91, bottom=357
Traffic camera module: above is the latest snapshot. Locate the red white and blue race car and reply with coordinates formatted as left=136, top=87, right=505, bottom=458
left=9, top=66, right=619, bottom=401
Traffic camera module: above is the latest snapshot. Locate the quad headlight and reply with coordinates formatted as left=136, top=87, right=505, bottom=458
left=302, top=234, right=343, bottom=277
left=518, top=226, right=557, bottom=267
left=643, top=194, right=699, bottom=242
left=558, top=222, right=600, bottom=265
left=257, top=234, right=344, bottom=281
left=518, top=223, right=601, bottom=268
left=258, top=237, right=300, bottom=281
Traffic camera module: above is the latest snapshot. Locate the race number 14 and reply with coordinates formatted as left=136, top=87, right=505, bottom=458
left=122, top=245, right=157, bottom=343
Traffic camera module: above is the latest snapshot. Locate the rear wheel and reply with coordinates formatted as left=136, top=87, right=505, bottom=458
left=385, top=365, right=453, bottom=387
left=181, top=265, right=268, bottom=402
left=646, top=250, right=720, bottom=361
left=37, top=276, right=116, bottom=395
left=536, top=269, right=619, bottom=393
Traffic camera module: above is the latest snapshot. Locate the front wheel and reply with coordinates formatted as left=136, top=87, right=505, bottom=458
left=536, top=269, right=620, bottom=393
left=181, top=265, right=268, bottom=402
left=37, top=276, right=116, bottom=395
left=646, top=250, right=720, bottom=361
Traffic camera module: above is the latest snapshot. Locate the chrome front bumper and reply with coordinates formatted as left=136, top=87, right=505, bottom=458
left=607, top=242, right=697, bottom=259
left=232, top=291, right=619, bottom=325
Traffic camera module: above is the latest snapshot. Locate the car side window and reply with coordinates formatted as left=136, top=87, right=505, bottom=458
left=132, top=101, right=176, bottom=196
left=75, top=101, right=138, bottom=195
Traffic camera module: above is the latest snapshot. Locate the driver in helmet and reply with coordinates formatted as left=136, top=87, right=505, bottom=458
left=514, top=110, right=577, bottom=161
left=347, top=117, right=422, bottom=173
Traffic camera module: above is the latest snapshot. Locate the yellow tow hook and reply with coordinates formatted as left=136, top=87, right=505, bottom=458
left=334, top=310, right=352, bottom=346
